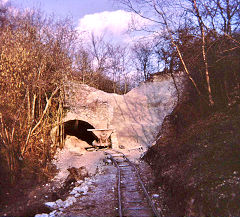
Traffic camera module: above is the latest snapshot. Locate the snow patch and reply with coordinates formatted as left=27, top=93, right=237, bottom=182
left=70, top=185, right=89, bottom=195
left=44, top=196, right=77, bottom=210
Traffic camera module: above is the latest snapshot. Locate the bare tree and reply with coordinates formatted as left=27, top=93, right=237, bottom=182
left=76, top=33, right=132, bottom=94
left=132, top=40, right=155, bottom=81
left=90, top=33, right=111, bottom=74
left=117, top=0, right=221, bottom=105
left=107, top=44, right=129, bottom=93
left=197, top=0, right=240, bottom=35
left=74, top=48, right=94, bottom=84
left=190, top=0, right=214, bottom=106
left=0, top=8, right=77, bottom=182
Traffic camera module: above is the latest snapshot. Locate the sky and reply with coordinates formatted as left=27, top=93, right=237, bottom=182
left=0, top=0, right=163, bottom=81
left=11, top=0, right=118, bottom=24
left=3, top=0, right=149, bottom=44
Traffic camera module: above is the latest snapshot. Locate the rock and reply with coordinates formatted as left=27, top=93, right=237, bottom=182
left=103, top=158, right=112, bottom=165
left=44, top=196, right=77, bottom=211
left=69, top=188, right=78, bottom=195
left=63, top=166, right=89, bottom=191
left=44, top=201, right=58, bottom=210
left=119, top=145, right=125, bottom=149
left=63, top=196, right=77, bottom=208
left=152, top=194, right=159, bottom=198
left=48, top=210, right=57, bottom=217
left=55, top=199, right=64, bottom=207
left=35, top=214, right=49, bottom=217
left=77, top=180, right=83, bottom=184
left=70, top=185, right=89, bottom=195
left=67, top=166, right=88, bottom=182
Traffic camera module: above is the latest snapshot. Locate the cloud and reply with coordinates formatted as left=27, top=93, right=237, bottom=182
left=0, top=0, right=8, bottom=5
left=76, top=10, right=151, bottom=44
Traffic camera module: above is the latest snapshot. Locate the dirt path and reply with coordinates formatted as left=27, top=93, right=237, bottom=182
left=58, top=163, right=118, bottom=217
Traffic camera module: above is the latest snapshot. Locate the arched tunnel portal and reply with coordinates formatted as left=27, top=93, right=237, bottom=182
left=63, top=119, right=99, bottom=146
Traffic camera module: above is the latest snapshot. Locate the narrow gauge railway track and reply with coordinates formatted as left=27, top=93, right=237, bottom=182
left=105, top=150, right=162, bottom=217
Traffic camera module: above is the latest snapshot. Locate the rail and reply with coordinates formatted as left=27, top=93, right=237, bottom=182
left=105, top=150, right=162, bottom=217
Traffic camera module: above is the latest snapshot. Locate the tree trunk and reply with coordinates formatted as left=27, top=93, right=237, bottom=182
left=193, top=0, right=214, bottom=106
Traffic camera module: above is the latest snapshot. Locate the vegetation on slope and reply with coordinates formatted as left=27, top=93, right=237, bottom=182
left=145, top=104, right=240, bottom=216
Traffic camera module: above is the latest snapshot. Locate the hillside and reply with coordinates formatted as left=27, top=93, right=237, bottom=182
left=145, top=103, right=240, bottom=216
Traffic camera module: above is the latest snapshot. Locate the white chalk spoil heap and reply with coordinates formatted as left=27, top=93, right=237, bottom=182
left=64, top=73, right=184, bottom=151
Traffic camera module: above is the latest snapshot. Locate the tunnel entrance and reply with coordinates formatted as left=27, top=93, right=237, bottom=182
left=63, top=120, right=99, bottom=146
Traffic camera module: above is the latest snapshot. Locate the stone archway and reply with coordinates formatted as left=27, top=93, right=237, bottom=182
left=63, top=119, right=98, bottom=145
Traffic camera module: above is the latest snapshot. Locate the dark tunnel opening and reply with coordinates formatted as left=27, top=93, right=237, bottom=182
left=63, top=120, right=99, bottom=145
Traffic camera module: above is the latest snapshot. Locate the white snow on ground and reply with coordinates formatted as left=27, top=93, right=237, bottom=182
left=45, top=196, right=76, bottom=209
left=35, top=176, right=96, bottom=217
